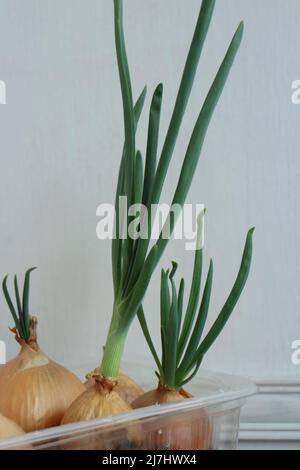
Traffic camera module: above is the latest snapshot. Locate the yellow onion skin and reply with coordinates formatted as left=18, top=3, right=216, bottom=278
left=85, top=368, right=144, bottom=404
left=61, top=380, right=141, bottom=450
left=0, top=356, right=23, bottom=389
left=0, top=413, right=24, bottom=439
left=0, top=342, right=85, bottom=432
left=132, top=387, right=212, bottom=450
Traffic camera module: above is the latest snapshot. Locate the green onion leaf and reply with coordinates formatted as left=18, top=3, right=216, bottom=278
left=113, top=0, right=136, bottom=288
left=137, top=306, right=163, bottom=376
left=160, top=269, right=170, bottom=370
left=14, top=275, right=25, bottom=336
left=195, top=228, right=254, bottom=358
left=178, top=249, right=203, bottom=360
left=160, top=269, right=170, bottom=334
left=155, top=22, right=244, bottom=258
left=124, top=0, right=217, bottom=292
left=177, top=278, right=185, bottom=335
left=177, top=357, right=203, bottom=388
left=121, top=245, right=158, bottom=326
left=164, top=278, right=179, bottom=387
left=150, top=0, right=216, bottom=207
left=123, top=84, right=163, bottom=295
left=133, top=86, right=147, bottom=125
left=2, top=275, right=23, bottom=337
left=177, top=259, right=213, bottom=380
left=112, top=86, right=147, bottom=295
left=113, top=0, right=135, bottom=205
left=142, top=83, right=163, bottom=207
left=22, top=267, right=37, bottom=340
left=134, top=150, right=144, bottom=205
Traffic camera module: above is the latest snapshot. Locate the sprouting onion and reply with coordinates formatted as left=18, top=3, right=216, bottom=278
left=103, top=0, right=244, bottom=380
left=132, top=219, right=254, bottom=450
left=63, top=0, right=245, bottom=425
left=0, top=268, right=85, bottom=432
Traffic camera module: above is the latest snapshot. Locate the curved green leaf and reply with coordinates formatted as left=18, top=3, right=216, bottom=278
left=196, top=228, right=254, bottom=358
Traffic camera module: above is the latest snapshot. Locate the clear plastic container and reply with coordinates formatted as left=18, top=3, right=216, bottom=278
left=0, top=364, right=256, bottom=450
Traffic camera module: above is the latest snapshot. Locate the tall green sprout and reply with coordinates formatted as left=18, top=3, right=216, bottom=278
left=2, top=268, right=37, bottom=343
left=100, top=0, right=245, bottom=380
left=138, top=219, right=254, bottom=390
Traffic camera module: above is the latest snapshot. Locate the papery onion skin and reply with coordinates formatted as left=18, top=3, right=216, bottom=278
left=62, top=377, right=142, bottom=450
left=0, top=413, right=24, bottom=439
left=0, top=342, right=85, bottom=432
left=85, top=368, right=144, bottom=404
left=132, top=387, right=212, bottom=450
left=62, top=383, right=132, bottom=424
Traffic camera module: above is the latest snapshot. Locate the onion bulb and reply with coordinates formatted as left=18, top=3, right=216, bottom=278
left=0, top=413, right=24, bottom=440
left=0, top=269, right=85, bottom=432
left=0, top=325, right=85, bottom=432
left=132, top=386, right=212, bottom=450
left=62, top=372, right=141, bottom=450
left=85, top=368, right=144, bottom=404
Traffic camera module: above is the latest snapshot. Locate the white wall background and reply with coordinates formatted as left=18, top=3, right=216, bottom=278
left=0, top=0, right=299, bottom=384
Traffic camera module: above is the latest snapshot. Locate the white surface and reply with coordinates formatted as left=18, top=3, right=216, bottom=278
left=239, top=379, right=300, bottom=450
left=0, top=0, right=298, bottom=384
